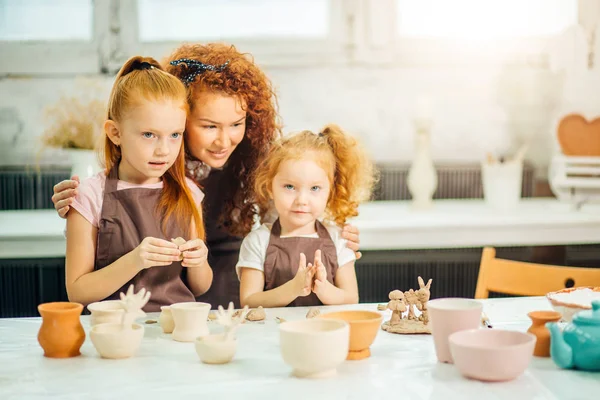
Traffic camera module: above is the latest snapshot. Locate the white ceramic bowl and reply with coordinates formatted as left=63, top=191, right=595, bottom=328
left=195, top=335, right=237, bottom=364
left=87, top=300, right=124, bottom=326
left=279, top=318, right=349, bottom=378
left=546, top=287, right=600, bottom=322
left=449, top=329, right=535, bottom=382
left=90, top=323, right=144, bottom=359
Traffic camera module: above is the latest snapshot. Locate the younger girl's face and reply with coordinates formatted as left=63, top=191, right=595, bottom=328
left=271, top=154, right=331, bottom=233
left=110, top=98, right=186, bottom=184
left=186, top=92, right=246, bottom=169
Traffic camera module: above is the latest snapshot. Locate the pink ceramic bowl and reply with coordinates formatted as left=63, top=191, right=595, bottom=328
left=448, top=329, right=536, bottom=382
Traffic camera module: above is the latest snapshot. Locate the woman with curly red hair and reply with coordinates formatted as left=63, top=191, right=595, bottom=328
left=52, top=43, right=362, bottom=308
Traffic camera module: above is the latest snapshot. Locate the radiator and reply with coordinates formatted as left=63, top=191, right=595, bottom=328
left=0, top=259, right=67, bottom=318
left=373, top=162, right=535, bottom=200
left=0, top=166, right=70, bottom=210
left=356, top=247, right=600, bottom=303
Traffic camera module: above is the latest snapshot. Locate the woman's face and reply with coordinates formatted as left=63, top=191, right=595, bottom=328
left=185, top=92, right=247, bottom=169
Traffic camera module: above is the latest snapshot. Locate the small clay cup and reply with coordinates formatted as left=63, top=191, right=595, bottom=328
left=527, top=310, right=562, bottom=357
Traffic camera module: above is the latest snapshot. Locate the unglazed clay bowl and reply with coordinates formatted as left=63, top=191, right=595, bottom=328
left=279, top=318, right=349, bottom=378
left=87, top=300, right=124, bottom=326
left=195, top=335, right=237, bottom=364
left=449, top=329, right=536, bottom=382
left=318, top=310, right=383, bottom=360
left=546, top=286, right=600, bottom=322
left=90, top=323, right=144, bottom=359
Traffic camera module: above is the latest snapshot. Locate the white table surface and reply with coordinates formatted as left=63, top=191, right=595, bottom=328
left=1, top=198, right=599, bottom=259
left=0, top=297, right=598, bottom=400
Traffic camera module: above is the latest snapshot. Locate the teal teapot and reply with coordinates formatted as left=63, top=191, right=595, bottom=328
left=547, top=299, right=600, bottom=371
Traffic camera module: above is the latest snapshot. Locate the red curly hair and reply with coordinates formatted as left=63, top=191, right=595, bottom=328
left=254, top=124, right=378, bottom=227
left=164, top=43, right=281, bottom=237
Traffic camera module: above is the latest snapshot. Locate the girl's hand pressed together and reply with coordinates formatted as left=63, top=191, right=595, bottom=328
left=312, top=249, right=328, bottom=294
left=131, top=237, right=181, bottom=271
left=178, top=239, right=209, bottom=267
left=293, top=253, right=316, bottom=297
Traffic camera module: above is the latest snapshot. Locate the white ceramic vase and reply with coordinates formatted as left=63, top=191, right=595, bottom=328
left=66, top=148, right=102, bottom=179
left=407, top=119, right=438, bottom=210
left=170, top=302, right=211, bottom=342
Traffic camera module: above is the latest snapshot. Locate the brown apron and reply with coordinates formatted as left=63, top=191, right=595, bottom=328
left=95, top=164, right=196, bottom=312
left=264, top=219, right=339, bottom=307
left=194, top=168, right=243, bottom=308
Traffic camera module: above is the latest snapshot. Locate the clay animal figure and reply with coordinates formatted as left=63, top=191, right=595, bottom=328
left=415, top=277, right=432, bottom=324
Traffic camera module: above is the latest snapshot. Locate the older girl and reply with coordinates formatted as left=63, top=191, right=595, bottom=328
left=66, top=56, right=212, bottom=311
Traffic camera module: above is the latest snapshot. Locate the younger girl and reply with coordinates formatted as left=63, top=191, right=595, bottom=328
left=66, top=56, right=213, bottom=311
left=237, top=124, right=376, bottom=307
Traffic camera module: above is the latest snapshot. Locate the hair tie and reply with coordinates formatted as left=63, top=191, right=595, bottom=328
left=133, top=60, right=154, bottom=71
left=170, top=58, right=230, bottom=86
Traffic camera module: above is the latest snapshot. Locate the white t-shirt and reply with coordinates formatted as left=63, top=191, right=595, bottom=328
left=235, top=222, right=356, bottom=280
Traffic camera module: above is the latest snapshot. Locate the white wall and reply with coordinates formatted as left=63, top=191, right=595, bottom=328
left=1, top=29, right=598, bottom=179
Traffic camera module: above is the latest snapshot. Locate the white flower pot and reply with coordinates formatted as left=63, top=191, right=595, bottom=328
left=66, top=149, right=102, bottom=179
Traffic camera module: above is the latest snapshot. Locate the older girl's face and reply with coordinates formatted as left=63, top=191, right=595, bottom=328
left=185, top=92, right=246, bottom=169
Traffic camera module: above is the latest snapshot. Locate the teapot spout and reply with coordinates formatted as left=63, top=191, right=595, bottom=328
left=547, top=322, right=573, bottom=369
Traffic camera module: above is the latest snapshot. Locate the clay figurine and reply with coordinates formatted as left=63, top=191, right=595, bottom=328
left=386, top=290, right=406, bottom=325
left=306, top=307, right=320, bottom=319
left=382, top=276, right=432, bottom=334
left=195, top=302, right=249, bottom=364
left=89, top=285, right=150, bottom=358
left=246, top=306, right=266, bottom=321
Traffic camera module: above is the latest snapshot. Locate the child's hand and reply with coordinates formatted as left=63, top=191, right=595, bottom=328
left=178, top=238, right=209, bottom=267
left=312, top=249, right=327, bottom=294
left=132, top=237, right=181, bottom=270
left=293, top=253, right=315, bottom=297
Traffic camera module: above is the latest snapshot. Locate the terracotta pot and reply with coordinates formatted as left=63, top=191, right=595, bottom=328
left=37, top=302, right=85, bottom=358
left=318, top=310, right=383, bottom=360
left=527, top=310, right=562, bottom=357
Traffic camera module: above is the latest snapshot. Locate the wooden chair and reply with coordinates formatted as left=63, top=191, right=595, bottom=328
left=475, top=247, right=600, bottom=299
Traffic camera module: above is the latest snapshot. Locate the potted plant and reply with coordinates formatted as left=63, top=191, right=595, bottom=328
left=40, top=78, right=106, bottom=178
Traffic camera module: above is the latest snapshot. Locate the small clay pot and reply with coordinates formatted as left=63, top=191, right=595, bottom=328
left=37, top=302, right=85, bottom=358
left=527, top=310, right=562, bottom=357
left=159, top=306, right=175, bottom=334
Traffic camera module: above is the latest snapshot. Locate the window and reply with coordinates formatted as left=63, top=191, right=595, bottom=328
left=137, top=0, right=329, bottom=42
left=387, top=0, right=579, bottom=65
left=122, top=0, right=344, bottom=67
left=396, top=0, right=577, bottom=40
left=0, top=0, right=108, bottom=75
left=0, top=0, right=92, bottom=41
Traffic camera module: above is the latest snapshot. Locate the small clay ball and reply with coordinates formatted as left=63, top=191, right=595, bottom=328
left=246, top=306, right=266, bottom=321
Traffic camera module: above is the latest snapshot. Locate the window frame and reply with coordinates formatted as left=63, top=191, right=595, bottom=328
left=115, top=0, right=353, bottom=70
left=357, top=0, right=582, bottom=67
left=0, top=0, right=111, bottom=76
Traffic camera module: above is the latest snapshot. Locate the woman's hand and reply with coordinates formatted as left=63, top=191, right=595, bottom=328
left=52, top=176, right=80, bottom=218
left=178, top=238, right=209, bottom=267
left=130, top=237, right=181, bottom=271
left=342, top=224, right=361, bottom=260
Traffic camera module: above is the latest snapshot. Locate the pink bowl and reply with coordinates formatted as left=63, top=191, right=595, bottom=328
left=448, top=329, right=536, bottom=382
